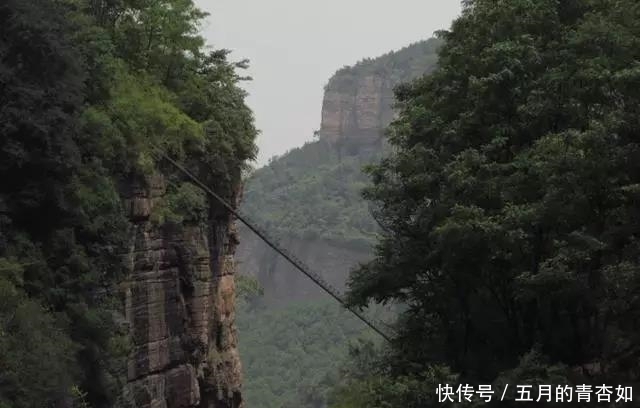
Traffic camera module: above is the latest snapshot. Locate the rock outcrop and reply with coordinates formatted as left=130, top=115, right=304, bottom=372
left=236, top=224, right=371, bottom=306
left=236, top=39, right=442, bottom=304
left=119, top=174, right=243, bottom=408
left=317, top=38, right=442, bottom=156
left=319, top=74, right=395, bottom=155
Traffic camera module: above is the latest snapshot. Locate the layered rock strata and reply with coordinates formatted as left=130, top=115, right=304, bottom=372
left=237, top=39, right=442, bottom=304
left=319, top=74, right=395, bottom=154
left=236, top=224, right=371, bottom=306
left=318, top=39, right=441, bottom=156
left=119, top=174, right=242, bottom=408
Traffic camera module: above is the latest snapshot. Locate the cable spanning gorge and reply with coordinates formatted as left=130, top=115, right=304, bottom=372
left=150, top=144, right=392, bottom=342
left=3, top=1, right=640, bottom=408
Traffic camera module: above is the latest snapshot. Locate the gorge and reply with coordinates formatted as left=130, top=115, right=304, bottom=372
left=235, top=38, right=442, bottom=407
left=4, top=1, right=640, bottom=407
left=236, top=38, right=442, bottom=304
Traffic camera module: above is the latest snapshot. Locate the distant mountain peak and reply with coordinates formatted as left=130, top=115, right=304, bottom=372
left=318, top=38, right=443, bottom=156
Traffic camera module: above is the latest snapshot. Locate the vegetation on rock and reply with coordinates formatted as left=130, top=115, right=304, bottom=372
left=236, top=38, right=443, bottom=407
left=242, top=141, right=380, bottom=250
left=0, top=1, right=256, bottom=407
left=241, top=39, right=443, bottom=251
left=329, top=39, right=442, bottom=91
left=5, top=0, right=640, bottom=407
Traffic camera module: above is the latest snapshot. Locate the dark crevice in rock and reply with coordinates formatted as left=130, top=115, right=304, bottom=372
left=119, top=174, right=243, bottom=408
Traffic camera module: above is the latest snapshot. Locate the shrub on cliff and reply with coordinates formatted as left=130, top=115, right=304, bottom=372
left=0, top=0, right=256, bottom=406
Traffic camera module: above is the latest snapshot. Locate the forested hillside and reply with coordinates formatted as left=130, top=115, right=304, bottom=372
left=237, top=39, right=443, bottom=302
left=332, top=0, right=640, bottom=406
left=237, top=299, right=382, bottom=408
left=0, top=1, right=255, bottom=407
left=242, top=39, right=443, bottom=250
left=242, top=141, right=379, bottom=250
left=6, top=0, right=640, bottom=407
left=236, top=40, right=442, bottom=407
left=233, top=276, right=394, bottom=408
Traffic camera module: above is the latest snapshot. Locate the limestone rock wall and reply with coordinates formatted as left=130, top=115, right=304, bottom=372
left=235, top=224, right=371, bottom=306
left=319, top=74, right=395, bottom=152
left=318, top=39, right=442, bottom=156
left=236, top=39, right=442, bottom=305
left=119, top=174, right=242, bottom=408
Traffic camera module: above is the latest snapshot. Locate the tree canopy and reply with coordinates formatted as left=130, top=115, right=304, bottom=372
left=336, top=0, right=640, bottom=406
left=0, top=1, right=256, bottom=407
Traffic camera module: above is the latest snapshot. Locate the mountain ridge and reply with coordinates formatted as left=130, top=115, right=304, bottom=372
left=236, top=37, right=442, bottom=302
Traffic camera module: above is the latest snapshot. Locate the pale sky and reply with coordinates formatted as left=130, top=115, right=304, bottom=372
left=194, top=0, right=462, bottom=167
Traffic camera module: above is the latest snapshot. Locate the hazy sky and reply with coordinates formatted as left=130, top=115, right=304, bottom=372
left=194, top=0, right=462, bottom=167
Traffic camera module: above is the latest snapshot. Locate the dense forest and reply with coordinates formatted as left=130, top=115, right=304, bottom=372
left=331, top=0, right=640, bottom=406
left=235, top=39, right=443, bottom=407
left=4, top=0, right=640, bottom=407
left=0, top=1, right=255, bottom=407
left=237, top=299, right=381, bottom=408
left=241, top=140, right=380, bottom=250
left=234, top=276, right=394, bottom=408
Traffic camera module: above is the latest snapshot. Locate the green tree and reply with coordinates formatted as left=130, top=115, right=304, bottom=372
left=339, top=0, right=640, bottom=406
left=237, top=300, right=388, bottom=408
left=0, top=0, right=256, bottom=406
left=0, top=2, right=129, bottom=405
left=0, top=276, right=77, bottom=408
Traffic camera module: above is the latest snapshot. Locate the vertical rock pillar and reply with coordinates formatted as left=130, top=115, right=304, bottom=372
left=119, top=174, right=243, bottom=408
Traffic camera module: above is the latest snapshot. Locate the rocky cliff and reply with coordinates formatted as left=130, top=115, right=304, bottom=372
left=119, top=174, right=243, bottom=408
left=237, top=224, right=371, bottom=305
left=319, top=74, right=394, bottom=154
left=236, top=39, right=442, bottom=304
left=317, top=38, right=442, bottom=156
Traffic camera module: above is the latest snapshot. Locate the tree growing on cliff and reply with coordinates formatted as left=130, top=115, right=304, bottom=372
left=0, top=0, right=256, bottom=407
left=335, top=0, right=640, bottom=406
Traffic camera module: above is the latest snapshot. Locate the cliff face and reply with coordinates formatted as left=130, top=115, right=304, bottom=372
left=236, top=224, right=371, bottom=306
left=236, top=40, right=442, bottom=304
left=317, top=39, right=442, bottom=156
left=319, top=74, right=395, bottom=154
left=119, top=174, right=242, bottom=408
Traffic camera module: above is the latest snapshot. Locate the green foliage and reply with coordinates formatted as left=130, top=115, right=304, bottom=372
left=235, top=275, right=265, bottom=309
left=238, top=300, right=385, bottom=408
left=339, top=0, right=640, bottom=406
left=331, top=360, right=457, bottom=408
left=0, top=0, right=256, bottom=406
left=151, top=183, right=208, bottom=226
left=82, top=65, right=205, bottom=176
left=242, top=141, right=380, bottom=250
left=328, top=38, right=443, bottom=91
left=0, top=276, right=77, bottom=408
left=239, top=38, right=443, bottom=408
left=241, top=40, right=441, bottom=252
